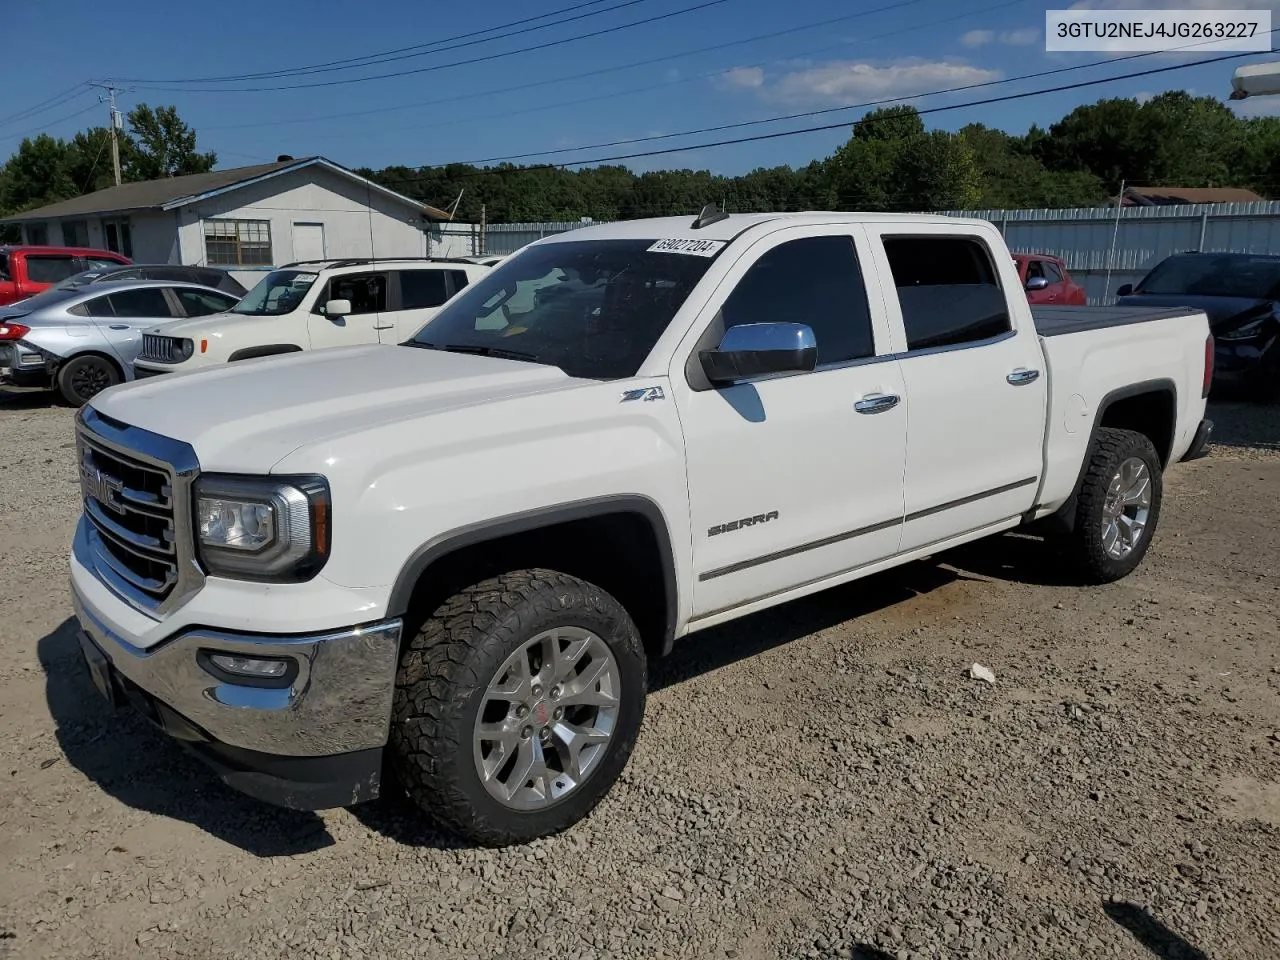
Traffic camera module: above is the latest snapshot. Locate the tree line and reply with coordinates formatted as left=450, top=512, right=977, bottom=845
left=3, top=91, right=1279, bottom=237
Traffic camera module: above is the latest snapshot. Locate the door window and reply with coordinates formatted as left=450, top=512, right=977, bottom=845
left=25, top=255, right=79, bottom=284
left=1025, top=259, right=1046, bottom=281
left=882, top=237, right=1011, bottom=351
left=719, top=235, right=875, bottom=366
left=1043, top=261, right=1064, bottom=284
left=398, top=269, right=450, bottom=309
left=325, top=273, right=387, bottom=314
left=106, top=288, right=174, bottom=318
left=176, top=289, right=238, bottom=317
left=448, top=270, right=471, bottom=294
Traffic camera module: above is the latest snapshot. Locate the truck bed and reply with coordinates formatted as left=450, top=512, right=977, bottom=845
left=1032, top=305, right=1202, bottom=337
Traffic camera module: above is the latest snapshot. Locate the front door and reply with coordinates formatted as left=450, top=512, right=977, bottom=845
left=673, top=227, right=908, bottom=621
left=292, top=222, right=326, bottom=263
left=870, top=231, right=1047, bottom=553
left=307, top=271, right=387, bottom=350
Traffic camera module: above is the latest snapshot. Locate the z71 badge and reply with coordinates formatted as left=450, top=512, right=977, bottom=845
left=707, top=511, right=779, bottom=537
left=619, top=386, right=665, bottom=403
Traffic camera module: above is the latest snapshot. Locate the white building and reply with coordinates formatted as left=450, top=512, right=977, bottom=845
left=0, top=156, right=474, bottom=281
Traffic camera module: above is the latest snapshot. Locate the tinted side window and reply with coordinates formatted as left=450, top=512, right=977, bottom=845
left=1026, top=259, right=1046, bottom=280
left=1043, top=261, right=1064, bottom=283
left=107, top=288, right=174, bottom=318
left=326, top=273, right=387, bottom=315
left=25, top=255, right=79, bottom=284
left=720, top=235, right=875, bottom=366
left=449, top=270, right=471, bottom=294
left=399, top=269, right=450, bottom=309
left=882, top=237, right=1011, bottom=351
left=75, top=295, right=116, bottom=317
left=177, top=289, right=237, bottom=317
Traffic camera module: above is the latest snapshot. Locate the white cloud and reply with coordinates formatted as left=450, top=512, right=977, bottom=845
left=717, top=59, right=1003, bottom=106
left=964, top=27, right=1040, bottom=46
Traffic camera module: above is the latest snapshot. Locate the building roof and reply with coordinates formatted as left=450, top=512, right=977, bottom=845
left=1117, top=185, right=1266, bottom=206
left=0, top=156, right=454, bottom=223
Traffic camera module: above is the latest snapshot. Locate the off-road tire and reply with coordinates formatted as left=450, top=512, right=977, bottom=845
left=1070, top=427, right=1163, bottom=584
left=388, top=569, right=647, bottom=847
left=55, top=354, right=120, bottom=406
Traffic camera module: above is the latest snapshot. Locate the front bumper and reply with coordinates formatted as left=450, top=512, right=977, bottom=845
left=131, top=362, right=171, bottom=379
left=72, top=584, right=402, bottom=809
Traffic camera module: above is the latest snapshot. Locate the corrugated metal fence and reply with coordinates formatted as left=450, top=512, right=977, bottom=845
left=479, top=203, right=1280, bottom=304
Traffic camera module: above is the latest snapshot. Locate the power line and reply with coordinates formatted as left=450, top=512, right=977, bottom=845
left=0, top=102, right=101, bottom=145
left=119, top=0, right=648, bottom=84
left=372, top=47, right=1267, bottom=184
left=124, top=0, right=734, bottom=93
left=0, top=84, right=92, bottom=132
left=202, top=0, right=952, bottom=132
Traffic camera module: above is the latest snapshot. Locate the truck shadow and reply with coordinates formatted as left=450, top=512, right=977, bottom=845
left=0, top=386, right=57, bottom=409
left=1103, top=900, right=1209, bottom=960
left=37, top=618, right=335, bottom=858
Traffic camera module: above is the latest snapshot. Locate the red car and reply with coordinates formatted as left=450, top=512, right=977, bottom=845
left=0, top=246, right=131, bottom=306
left=1012, top=253, right=1087, bottom=305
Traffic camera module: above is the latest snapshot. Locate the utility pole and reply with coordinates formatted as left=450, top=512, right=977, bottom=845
left=91, top=83, right=125, bottom=186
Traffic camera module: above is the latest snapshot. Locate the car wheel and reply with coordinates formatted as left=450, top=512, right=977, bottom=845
left=388, top=569, right=647, bottom=846
left=1070, top=427, right=1163, bottom=583
left=55, top=354, right=120, bottom=406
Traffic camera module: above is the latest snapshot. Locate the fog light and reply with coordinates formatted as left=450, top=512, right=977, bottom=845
left=199, top=651, right=297, bottom=687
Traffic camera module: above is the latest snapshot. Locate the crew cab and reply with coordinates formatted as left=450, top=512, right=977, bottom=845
left=69, top=211, right=1213, bottom=847
left=0, top=246, right=131, bottom=306
left=131, top=257, right=491, bottom=376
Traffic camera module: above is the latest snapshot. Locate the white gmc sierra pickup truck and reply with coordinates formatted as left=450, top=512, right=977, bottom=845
left=70, top=210, right=1214, bottom=846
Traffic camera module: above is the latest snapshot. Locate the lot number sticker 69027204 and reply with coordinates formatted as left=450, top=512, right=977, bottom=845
left=646, top=238, right=727, bottom=257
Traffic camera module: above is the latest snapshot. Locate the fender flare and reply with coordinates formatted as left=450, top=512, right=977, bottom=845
left=386, top=495, right=680, bottom=655
left=227, top=344, right=304, bottom=362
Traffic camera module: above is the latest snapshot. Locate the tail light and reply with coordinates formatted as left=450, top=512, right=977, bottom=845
left=1202, top=333, right=1214, bottom=399
left=0, top=321, right=30, bottom=341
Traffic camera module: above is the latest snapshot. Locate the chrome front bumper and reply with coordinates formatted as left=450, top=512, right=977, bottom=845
left=71, top=585, right=402, bottom=758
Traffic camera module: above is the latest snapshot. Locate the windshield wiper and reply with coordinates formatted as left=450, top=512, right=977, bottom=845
left=408, top=342, right=543, bottom=363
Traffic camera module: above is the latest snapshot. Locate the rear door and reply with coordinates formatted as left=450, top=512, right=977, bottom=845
left=865, top=229, right=1047, bottom=553
left=91, top=287, right=183, bottom=369
left=308, top=271, right=388, bottom=349
left=378, top=268, right=455, bottom=342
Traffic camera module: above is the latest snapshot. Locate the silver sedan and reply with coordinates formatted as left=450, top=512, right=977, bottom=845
left=0, top=279, right=240, bottom=405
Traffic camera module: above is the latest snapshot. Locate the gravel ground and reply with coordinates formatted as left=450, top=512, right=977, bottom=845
left=1, top=389, right=1277, bottom=960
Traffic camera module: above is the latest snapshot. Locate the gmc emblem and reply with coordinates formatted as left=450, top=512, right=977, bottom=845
left=81, top=459, right=125, bottom=515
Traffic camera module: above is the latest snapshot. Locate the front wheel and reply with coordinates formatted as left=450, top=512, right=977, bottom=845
left=388, top=569, right=647, bottom=846
left=1070, top=427, right=1164, bottom=583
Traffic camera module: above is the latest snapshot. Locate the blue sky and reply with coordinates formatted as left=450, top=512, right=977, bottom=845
left=3, top=0, right=1278, bottom=195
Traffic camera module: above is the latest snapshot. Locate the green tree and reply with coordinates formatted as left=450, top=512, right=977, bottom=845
left=0, top=134, right=76, bottom=212
left=124, top=104, right=216, bottom=180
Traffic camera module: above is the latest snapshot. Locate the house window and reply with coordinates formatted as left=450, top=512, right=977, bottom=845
left=101, top=219, right=133, bottom=258
left=62, top=220, right=90, bottom=247
left=204, top=219, right=272, bottom=266
left=25, top=224, right=49, bottom=245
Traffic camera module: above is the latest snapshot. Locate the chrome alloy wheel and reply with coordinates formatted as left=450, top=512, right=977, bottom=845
left=472, top=627, right=620, bottom=810
left=1101, top=456, right=1152, bottom=560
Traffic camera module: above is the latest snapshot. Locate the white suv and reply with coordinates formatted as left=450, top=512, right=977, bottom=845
left=133, top=257, right=491, bottom=376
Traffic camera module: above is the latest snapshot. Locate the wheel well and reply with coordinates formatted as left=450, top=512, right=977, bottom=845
left=397, top=511, right=675, bottom=661
left=1097, top=388, right=1175, bottom=466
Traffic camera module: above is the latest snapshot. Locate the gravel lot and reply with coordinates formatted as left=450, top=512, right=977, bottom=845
left=1, top=389, right=1277, bottom=960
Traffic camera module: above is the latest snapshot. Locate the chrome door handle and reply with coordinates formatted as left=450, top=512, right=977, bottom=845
left=1007, top=368, right=1041, bottom=385
left=854, top=393, right=900, bottom=414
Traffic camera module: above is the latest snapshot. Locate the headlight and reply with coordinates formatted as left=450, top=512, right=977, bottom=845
left=193, top=475, right=330, bottom=581
left=176, top=338, right=195, bottom=361
left=1216, top=317, right=1267, bottom=341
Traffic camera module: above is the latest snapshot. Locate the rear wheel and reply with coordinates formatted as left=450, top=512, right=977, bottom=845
left=388, top=569, right=647, bottom=846
left=55, top=354, right=120, bottom=406
left=1070, top=427, right=1163, bottom=583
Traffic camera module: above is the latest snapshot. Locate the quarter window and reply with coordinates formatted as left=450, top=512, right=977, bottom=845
left=204, top=219, right=272, bottom=266
left=719, top=235, right=875, bottom=366
left=398, top=269, right=450, bottom=309
left=883, top=237, right=1011, bottom=351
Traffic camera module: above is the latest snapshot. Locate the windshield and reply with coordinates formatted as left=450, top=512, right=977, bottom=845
left=50, top=269, right=113, bottom=292
left=1139, top=254, right=1280, bottom=300
left=231, top=269, right=319, bottom=316
left=405, top=239, right=718, bottom=379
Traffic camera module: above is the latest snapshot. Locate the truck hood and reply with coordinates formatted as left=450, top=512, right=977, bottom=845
left=89, top=344, right=577, bottom=472
left=1116, top=292, right=1274, bottom=333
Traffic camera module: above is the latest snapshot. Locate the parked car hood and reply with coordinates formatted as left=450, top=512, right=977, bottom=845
left=88, top=344, right=578, bottom=473
left=144, top=310, right=281, bottom=340
left=1116, top=292, right=1274, bottom=332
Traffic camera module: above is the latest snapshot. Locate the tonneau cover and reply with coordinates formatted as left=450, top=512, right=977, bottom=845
left=1032, top=305, right=1202, bottom=337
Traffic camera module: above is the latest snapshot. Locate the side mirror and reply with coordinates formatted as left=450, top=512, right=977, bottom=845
left=1115, top=283, right=1133, bottom=298
left=324, top=298, right=352, bottom=317
left=1025, top=276, right=1050, bottom=291
left=700, top=322, right=817, bottom=385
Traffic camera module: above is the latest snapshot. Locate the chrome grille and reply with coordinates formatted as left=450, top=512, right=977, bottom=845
left=140, top=334, right=180, bottom=363
left=76, top=407, right=203, bottom=616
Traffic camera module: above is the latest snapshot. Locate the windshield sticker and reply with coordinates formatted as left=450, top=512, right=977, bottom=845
left=646, top=238, right=726, bottom=257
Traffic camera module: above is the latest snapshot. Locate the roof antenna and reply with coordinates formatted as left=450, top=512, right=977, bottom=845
left=691, top=202, right=728, bottom=230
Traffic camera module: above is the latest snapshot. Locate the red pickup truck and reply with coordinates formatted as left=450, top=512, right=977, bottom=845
left=1012, top=252, right=1087, bottom=306
left=0, top=246, right=131, bottom=306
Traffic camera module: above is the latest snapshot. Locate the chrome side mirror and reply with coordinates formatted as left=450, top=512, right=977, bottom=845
left=700, top=322, right=818, bottom=384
